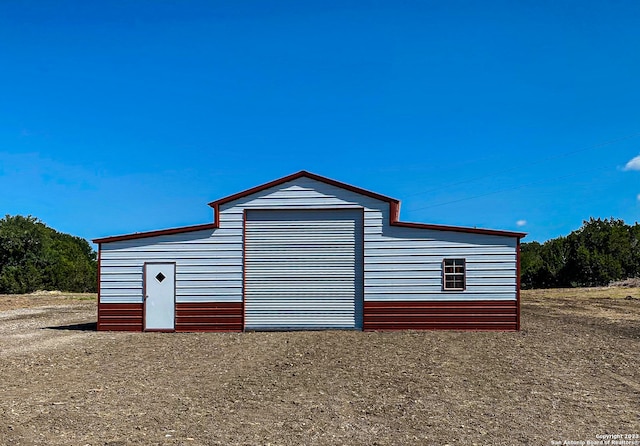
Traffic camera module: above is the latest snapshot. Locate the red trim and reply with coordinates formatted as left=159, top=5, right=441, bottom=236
left=363, top=300, right=518, bottom=331
left=175, top=302, right=243, bottom=332
left=96, top=243, right=101, bottom=328
left=208, top=170, right=398, bottom=209
left=93, top=223, right=217, bottom=244
left=360, top=207, right=365, bottom=330
left=93, top=170, right=526, bottom=243
left=98, top=302, right=245, bottom=332
left=207, top=171, right=524, bottom=237
left=97, top=303, right=144, bottom=331
left=390, top=201, right=400, bottom=222
left=392, top=221, right=525, bottom=238
left=516, top=239, right=521, bottom=331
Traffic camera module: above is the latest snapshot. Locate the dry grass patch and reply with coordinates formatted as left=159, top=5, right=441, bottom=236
left=523, top=287, right=640, bottom=323
left=0, top=292, right=96, bottom=311
left=524, top=286, right=640, bottom=300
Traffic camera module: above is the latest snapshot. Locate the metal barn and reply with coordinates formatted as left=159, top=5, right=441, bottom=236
left=93, top=171, right=525, bottom=332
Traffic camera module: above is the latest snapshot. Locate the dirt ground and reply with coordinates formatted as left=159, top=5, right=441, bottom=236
left=0, top=289, right=638, bottom=446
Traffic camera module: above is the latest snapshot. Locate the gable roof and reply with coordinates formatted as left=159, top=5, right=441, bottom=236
left=207, top=170, right=398, bottom=210
left=93, top=170, right=526, bottom=243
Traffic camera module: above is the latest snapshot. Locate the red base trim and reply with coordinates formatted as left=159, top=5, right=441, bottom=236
left=176, top=302, right=243, bottom=332
left=98, top=302, right=244, bottom=332
left=98, top=303, right=144, bottom=331
left=98, top=301, right=516, bottom=332
left=363, top=300, right=518, bottom=331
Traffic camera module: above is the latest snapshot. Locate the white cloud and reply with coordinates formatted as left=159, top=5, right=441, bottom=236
left=624, top=155, right=640, bottom=171
left=516, top=220, right=527, bottom=227
left=637, top=193, right=640, bottom=202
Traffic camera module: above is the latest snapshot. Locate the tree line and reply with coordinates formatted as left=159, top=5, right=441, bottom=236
left=1, top=214, right=638, bottom=294
left=521, top=217, right=640, bottom=289
left=0, top=215, right=97, bottom=294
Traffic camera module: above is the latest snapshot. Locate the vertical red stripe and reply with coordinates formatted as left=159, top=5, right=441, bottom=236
left=96, top=243, right=102, bottom=330
left=516, top=238, right=521, bottom=331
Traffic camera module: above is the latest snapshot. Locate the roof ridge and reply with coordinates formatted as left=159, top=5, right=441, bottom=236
left=93, top=171, right=526, bottom=243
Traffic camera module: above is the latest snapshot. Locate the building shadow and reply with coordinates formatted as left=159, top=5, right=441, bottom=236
left=46, top=322, right=97, bottom=331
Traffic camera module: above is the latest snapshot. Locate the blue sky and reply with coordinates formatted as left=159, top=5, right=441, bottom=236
left=1, top=0, right=639, bottom=245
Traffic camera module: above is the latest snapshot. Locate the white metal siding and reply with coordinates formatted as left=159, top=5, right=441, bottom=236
left=98, top=176, right=518, bottom=309
left=244, top=209, right=363, bottom=330
left=364, top=226, right=518, bottom=301
left=99, top=228, right=243, bottom=304
left=99, top=178, right=384, bottom=305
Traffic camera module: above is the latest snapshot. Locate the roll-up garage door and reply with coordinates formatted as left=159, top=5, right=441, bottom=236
left=244, top=209, right=363, bottom=330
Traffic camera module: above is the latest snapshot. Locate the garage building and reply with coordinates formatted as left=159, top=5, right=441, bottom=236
left=93, top=171, right=525, bottom=332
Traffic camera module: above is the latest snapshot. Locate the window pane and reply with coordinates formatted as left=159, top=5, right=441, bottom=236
left=443, top=258, right=465, bottom=290
left=445, top=280, right=456, bottom=288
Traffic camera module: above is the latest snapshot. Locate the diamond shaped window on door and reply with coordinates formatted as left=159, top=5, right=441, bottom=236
left=155, top=272, right=166, bottom=283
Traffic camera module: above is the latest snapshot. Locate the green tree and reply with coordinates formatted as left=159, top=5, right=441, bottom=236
left=565, top=218, right=630, bottom=286
left=521, top=217, right=640, bottom=288
left=0, top=215, right=97, bottom=293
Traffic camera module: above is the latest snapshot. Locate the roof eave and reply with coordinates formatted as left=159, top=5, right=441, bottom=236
left=94, top=171, right=525, bottom=244
left=92, top=222, right=218, bottom=244
left=208, top=170, right=399, bottom=209
left=391, top=221, right=527, bottom=239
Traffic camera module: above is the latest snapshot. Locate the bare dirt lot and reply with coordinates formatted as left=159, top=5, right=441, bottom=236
left=0, top=289, right=638, bottom=445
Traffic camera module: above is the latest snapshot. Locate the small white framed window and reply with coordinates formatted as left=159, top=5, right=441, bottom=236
left=443, top=258, right=466, bottom=291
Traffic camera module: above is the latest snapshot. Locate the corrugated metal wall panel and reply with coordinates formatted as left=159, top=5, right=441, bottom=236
left=100, top=274, right=143, bottom=283
left=365, top=293, right=515, bottom=301
left=364, top=276, right=516, bottom=293
left=175, top=302, right=243, bottom=332
left=219, top=179, right=388, bottom=223
left=98, top=177, right=383, bottom=309
left=364, top=226, right=518, bottom=302
left=177, top=265, right=241, bottom=273
left=365, top=261, right=513, bottom=271
left=100, top=258, right=241, bottom=267
left=365, top=254, right=516, bottom=263
left=244, top=209, right=363, bottom=330
left=100, top=289, right=142, bottom=299
left=365, top=247, right=515, bottom=255
left=365, top=270, right=515, bottom=281
left=99, top=227, right=244, bottom=304
left=102, top=250, right=241, bottom=259
left=178, top=272, right=242, bottom=280
left=176, top=287, right=241, bottom=296
left=97, top=303, right=143, bottom=331
left=100, top=242, right=242, bottom=252
left=363, top=300, right=517, bottom=331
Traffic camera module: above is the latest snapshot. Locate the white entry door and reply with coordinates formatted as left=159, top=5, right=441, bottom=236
left=144, top=263, right=176, bottom=331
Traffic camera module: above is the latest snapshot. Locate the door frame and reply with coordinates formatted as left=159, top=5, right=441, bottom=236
left=143, top=261, right=177, bottom=332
